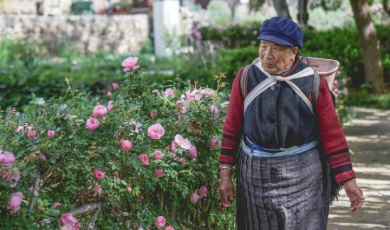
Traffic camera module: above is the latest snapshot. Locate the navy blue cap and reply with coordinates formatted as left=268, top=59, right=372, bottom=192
left=257, top=17, right=304, bottom=48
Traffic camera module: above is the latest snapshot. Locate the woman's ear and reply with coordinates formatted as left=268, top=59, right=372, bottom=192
left=292, top=47, right=299, bottom=57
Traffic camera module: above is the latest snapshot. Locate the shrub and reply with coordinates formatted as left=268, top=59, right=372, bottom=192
left=194, top=24, right=390, bottom=89
left=0, top=58, right=235, bottom=229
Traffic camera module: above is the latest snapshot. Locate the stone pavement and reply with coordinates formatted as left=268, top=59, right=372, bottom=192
left=328, top=107, right=390, bottom=230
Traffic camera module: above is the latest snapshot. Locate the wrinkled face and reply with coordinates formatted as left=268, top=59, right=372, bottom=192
left=259, top=40, right=298, bottom=74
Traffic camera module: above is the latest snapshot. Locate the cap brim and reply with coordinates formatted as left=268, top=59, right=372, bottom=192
left=257, top=34, right=294, bottom=47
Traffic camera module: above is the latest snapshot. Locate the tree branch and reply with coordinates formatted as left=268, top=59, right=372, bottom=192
left=71, top=202, right=104, bottom=216
left=383, top=0, right=390, bottom=16
left=27, top=173, right=40, bottom=213
left=87, top=209, right=100, bottom=230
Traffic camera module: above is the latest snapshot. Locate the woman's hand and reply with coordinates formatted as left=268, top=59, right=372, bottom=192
left=218, top=167, right=235, bottom=207
left=343, top=179, right=365, bottom=212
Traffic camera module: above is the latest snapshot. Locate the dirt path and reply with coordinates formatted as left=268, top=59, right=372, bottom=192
left=327, top=107, right=390, bottom=230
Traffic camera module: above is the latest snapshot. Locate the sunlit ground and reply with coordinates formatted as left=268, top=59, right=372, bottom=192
left=328, top=108, right=390, bottom=230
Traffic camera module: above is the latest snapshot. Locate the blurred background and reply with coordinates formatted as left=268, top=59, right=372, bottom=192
left=0, top=0, right=389, bottom=114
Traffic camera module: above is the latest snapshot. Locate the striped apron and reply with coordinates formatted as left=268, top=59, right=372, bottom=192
left=236, top=142, right=331, bottom=230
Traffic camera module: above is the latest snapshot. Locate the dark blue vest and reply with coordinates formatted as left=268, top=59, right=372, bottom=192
left=243, top=61, right=317, bottom=149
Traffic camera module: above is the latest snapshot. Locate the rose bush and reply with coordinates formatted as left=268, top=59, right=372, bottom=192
left=0, top=57, right=235, bottom=229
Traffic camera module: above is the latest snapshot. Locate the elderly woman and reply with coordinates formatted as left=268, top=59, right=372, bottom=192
left=218, top=17, right=364, bottom=230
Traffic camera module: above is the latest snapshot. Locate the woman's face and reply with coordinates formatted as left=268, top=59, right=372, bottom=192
left=258, top=40, right=298, bottom=74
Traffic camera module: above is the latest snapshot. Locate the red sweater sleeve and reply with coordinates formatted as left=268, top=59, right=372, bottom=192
left=218, top=68, right=245, bottom=165
left=316, top=77, right=356, bottom=184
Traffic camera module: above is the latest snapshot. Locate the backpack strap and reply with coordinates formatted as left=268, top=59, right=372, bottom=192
left=240, top=64, right=252, bottom=99
left=312, top=70, right=320, bottom=114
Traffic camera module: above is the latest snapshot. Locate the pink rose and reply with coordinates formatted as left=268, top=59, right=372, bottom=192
left=153, top=151, right=162, bottom=160
left=343, top=88, right=349, bottom=96
left=112, top=83, right=119, bottom=89
left=174, top=134, right=192, bottom=150
left=37, top=204, right=43, bottom=210
left=164, top=88, right=175, bottom=97
left=165, top=146, right=171, bottom=152
left=155, top=216, right=166, bottom=228
left=113, top=171, right=119, bottom=178
left=199, top=185, right=208, bottom=197
left=147, top=124, right=165, bottom=139
left=93, top=169, right=105, bottom=179
left=108, top=100, right=114, bottom=111
left=93, top=104, right=108, bottom=117
left=188, top=146, right=197, bottom=158
left=209, top=105, right=219, bottom=114
left=86, top=118, right=100, bottom=130
left=27, top=130, right=37, bottom=138
left=342, top=77, right=348, bottom=84
left=210, top=138, right=219, bottom=150
left=39, top=154, right=46, bottom=161
left=164, top=226, right=175, bottom=230
left=16, top=126, right=24, bottom=133
left=29, top=186, right=39, bottom=197
left=52, top=202, right=61, bottom=208
left=139, top=154, right=149, bottom=165
left=47, top=130, right=55, bottom=138
left=221, top=202, right=231, bottom=207
left=92, top=184, right=102, bottom=197
left=6, top=169, right=20, bottom=187
left=150, top=112, right=156, bottom=118
left=7, top=192, right=23, bottom=213
left=73, top=222, right=81, bottom=230
left=333, top=80, right=339, bottom=88
left=203, top=88, right=214, bottom=98
left=107, top=91, right=112, bottom=97
left=155, top=169, right=163, bottom=178
left=59, top=213, right=77, bottom=227
left=122, top=57, right=140, bottom=72
left=0, top=151, right=15, bottom=163
left=120, top=139, right=133, bottom=151
left=190, top=192, right=200, bottom=203
left=171, top=141, right=178, bottom=151
left=221, top=101, right=229, bottom=108
left=178, top=114, right=183, bottom=120
left=126, top=187, right=132, bottom=193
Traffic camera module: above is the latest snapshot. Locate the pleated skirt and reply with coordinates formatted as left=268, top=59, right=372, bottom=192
left=236, top=146, right=331, bottom=230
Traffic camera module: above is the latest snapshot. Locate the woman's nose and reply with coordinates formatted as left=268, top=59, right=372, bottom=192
left=264, top=47, right=273, bottom=59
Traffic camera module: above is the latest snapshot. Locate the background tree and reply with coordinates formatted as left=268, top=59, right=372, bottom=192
left=350, top=0, right=387, bottom=93
left=383, top=0, right=390, bottom=16
left=273, top=0, right=291, bottom=18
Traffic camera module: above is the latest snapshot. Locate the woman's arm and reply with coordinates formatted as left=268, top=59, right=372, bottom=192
left=316, top=77, right=356, bottom=184
left=218, top=68, right=245, bottom=166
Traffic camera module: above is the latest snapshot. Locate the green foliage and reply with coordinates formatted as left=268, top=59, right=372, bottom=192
left=347, top=90, right=390, bottom=109
left=0, top=39, right=175, bottom=113
left=195, top=23, right=390, bottom=89
left=0, top=63, right=235, bottom=229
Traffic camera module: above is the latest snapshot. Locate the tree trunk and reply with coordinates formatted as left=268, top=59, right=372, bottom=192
left=224, top=0, right=240, bottom=21
left=350, top=0, right=387, bottom=93
left=273, top=0, right=291, bottom=19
